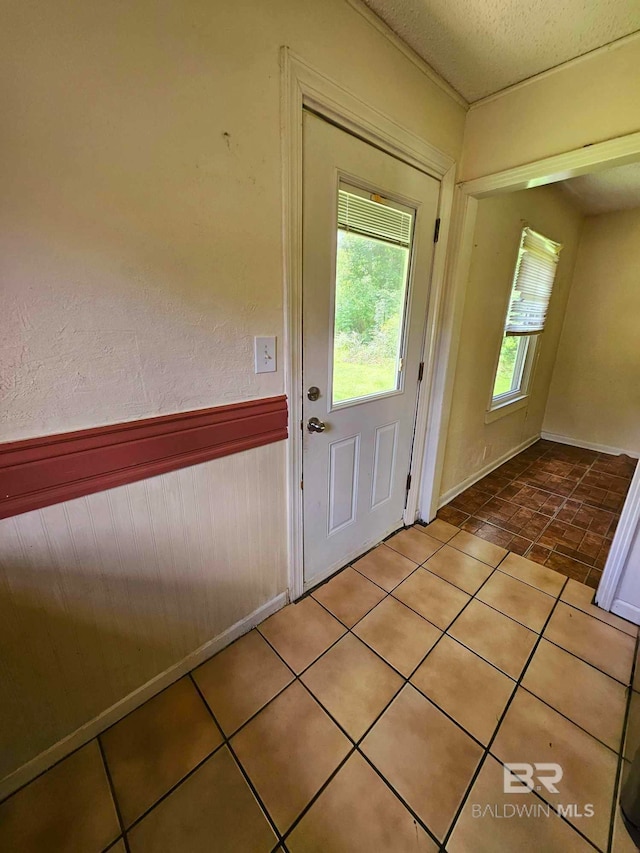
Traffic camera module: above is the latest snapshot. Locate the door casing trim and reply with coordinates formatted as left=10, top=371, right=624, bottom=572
left=281, top=48, right=456, bottom=599
left=596, top=462, right=640, bottom=614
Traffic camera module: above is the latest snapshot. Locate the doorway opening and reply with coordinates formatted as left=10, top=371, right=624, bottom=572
left=435, top=143, right=640, bottom=621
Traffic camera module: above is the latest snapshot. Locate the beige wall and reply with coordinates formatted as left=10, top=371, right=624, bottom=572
left=1, top=0, right=465, bottom=442
left=0, top=442, right=287, bottom=782
left=543, top=208, right=640, bottom=455
left=440, top=186, right=583, bottom=497
left=461, top=37, right=640, bottom=180
left=0, top=0, right=465, bottom=786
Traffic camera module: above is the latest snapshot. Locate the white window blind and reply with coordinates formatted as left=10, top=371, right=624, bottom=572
left=505, top=227, right=562, bottom=336
left=338, top=187, right=413, bottom=248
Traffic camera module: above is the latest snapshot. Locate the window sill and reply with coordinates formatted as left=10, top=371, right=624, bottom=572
left=485, top=395, right=529, bottom=424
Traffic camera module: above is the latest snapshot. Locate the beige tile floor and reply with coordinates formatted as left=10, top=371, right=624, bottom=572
left=1, top=522, right=640, bottom=852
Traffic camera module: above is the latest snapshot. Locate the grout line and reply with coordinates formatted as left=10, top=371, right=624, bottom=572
left=187, top=673, right=285, bottom=847
left=277, top=535, right=618, bottom=851
left=440, top=573, right=605, bottom=852
left=254, top=550, right=507, bottom=845
left=508, top=684, right=624, bottom=757
left=270, top=659, right=443, bottom=848
left=103, top=839, right=127, bottom=853
left=0, top=635, right=290, bottom=813
left=277, top=747, right=357, bottom=843
left=471, top=593, right=552, bottom=634
left=395, top=552, right=517, bottom=688
left=291, top=541, right=605, bottom=850
left=541, top=633, right=636, bottom=687
left=259, top=621, right=349, bottom=677
left=446, top=569, right=561, bottom=834
left=445, top=441, right=628, bottom=583
left=557, top=594, right=639, bottom=638
left=607, top=631, right=640, bottom=853
left=310, top=587, right=386, bottom=632
left=121, top=739, right=227, bottom=835
left=353, top=558, right=510, bottom=748
left=259, top=598, right=402, bottom=690
left=354, top=749, right=444, bottom=849
left=0, top=738, right=90, bottom=808
left=96, top=737, right=131, bottom=853
left=260, top=453, right=634, bottom=848
left=197, top=655, right=293, bottom=733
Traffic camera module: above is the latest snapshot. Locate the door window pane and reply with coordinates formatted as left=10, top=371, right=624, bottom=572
left=493, top=335, right=530, bottom=398
left=332, top=207, right=412, bottom=405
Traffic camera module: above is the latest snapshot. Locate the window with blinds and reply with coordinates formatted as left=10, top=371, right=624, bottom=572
left=337, top=186, right=413, bottom=247
left=332, top=185, right=415, bottom=405
left=490, top=227, right=562, bottom=409
left=505, top=227, right=562, bottom=336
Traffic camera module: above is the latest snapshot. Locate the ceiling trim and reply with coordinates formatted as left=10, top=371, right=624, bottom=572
left=344, top=0, right=469, bottom=108
left=469, top=29, right=640, bottom=110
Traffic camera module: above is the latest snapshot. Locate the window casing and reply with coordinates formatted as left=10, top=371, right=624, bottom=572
left=489, top=227, right=561, bottom=415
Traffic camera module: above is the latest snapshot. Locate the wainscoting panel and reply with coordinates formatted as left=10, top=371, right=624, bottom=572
left=0, top=395, right=288, bottom=519
left=0, top=441, right=288, bottom=783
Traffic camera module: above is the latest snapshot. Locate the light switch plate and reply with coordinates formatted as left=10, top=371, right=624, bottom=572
left=254, top=336, right=276, bottom=373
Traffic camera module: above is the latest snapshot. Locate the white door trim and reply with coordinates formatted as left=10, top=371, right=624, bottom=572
left=429, top=128, right=640, bottom=613
left=595, top=462, right=640, bottom=611
left=460, top=130, right=640, bottom=198
left=280, top=48, right=456, bottom=600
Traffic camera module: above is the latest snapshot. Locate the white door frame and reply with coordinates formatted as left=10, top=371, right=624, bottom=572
left=596, top=462, right=640, bottom=612
left=280, top=48, right=456, bottom=600
left=427, top=129, right=640, bottom=608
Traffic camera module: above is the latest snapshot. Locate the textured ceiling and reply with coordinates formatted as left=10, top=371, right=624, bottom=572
left=363, top=0, right=640, bottom=101
left=560, top=162, right=640, bottom=215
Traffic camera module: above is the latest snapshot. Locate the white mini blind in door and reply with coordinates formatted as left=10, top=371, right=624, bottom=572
left=338, top=186, right=413, bottom=248
left=505, top=227, right=562, bottom=336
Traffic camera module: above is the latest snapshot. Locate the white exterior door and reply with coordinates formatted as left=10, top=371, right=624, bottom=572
left=302, top=111, right=440, bottom=589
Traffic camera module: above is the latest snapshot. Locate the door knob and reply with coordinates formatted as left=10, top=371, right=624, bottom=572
left=307, top=417, right=326, bottom=433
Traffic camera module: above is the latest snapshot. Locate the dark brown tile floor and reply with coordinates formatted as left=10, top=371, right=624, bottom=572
left=438, top=440, right=637, bottom=589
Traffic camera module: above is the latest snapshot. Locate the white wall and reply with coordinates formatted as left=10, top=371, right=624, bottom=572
left=544, top=207, right=640, bottom=456
left=440, top=185, right=583, bottom=497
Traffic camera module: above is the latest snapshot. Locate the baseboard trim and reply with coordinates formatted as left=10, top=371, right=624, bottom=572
left=0, top=590, right=289, bottom=803
left=610, top=599, right=640, bottom=627
left=436, top=434, right=541, bottom=510
left=540, top=431, right=639, bottom=459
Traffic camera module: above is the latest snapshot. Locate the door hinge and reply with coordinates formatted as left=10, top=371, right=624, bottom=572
left=417, top=361, right=424, bottom=382
left=406, top=474, right=412, bottom=492
left=433, top=217, right=441, bottom=243
left=300, top=479, right=304, bottom=490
